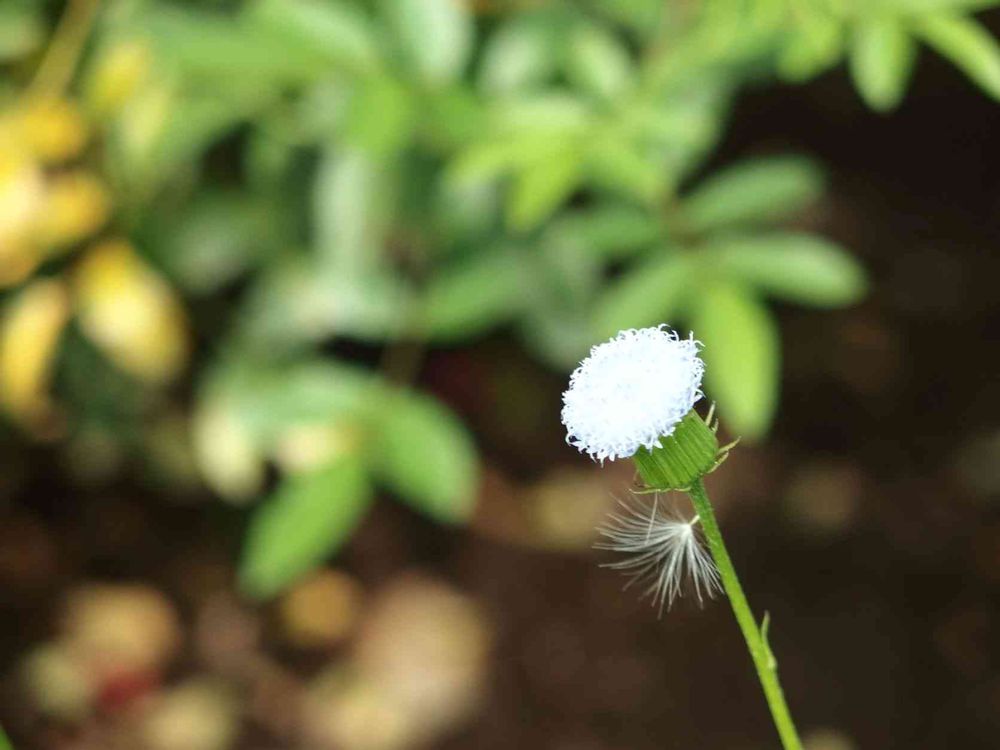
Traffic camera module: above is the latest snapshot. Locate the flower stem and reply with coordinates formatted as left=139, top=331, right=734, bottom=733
left=687, top=478, right=803, bottom=750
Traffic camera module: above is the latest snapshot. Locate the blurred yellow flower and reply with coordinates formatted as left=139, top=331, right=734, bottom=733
left=86, top=39, right=151, bottom=117
left=74, top=239, right=189, bottom=383
left=0, top=148, right=45, bottom=286
left=40, top=171, right=111, bottom=249
left=0, top=278, right=70, bottom=427
left=13, top=98, right=89, bottom=164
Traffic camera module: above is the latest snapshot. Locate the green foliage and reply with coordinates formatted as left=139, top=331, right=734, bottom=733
left=849, top=17, right=917, bottom=111
left=0, top=2, right=43, bottom=62
left=8, top=0, right=1000, bottom=596
left=704, top=233, right=869, bottom=307
left=240, top=454, right=372, bottom=599
left=694, top=282, right=780, bottom=440
left=680, top=156, right=826, bottom=233
left=371, top=390, right=478, bottom=523
left=197, top=358, right=478, bottom=591
left=918, top=12, right=1000, bottom=99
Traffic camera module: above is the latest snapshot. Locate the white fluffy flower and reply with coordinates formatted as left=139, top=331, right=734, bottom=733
left=597, top=494, right=720, bottom=614
left=561, top=326, right=704, bottom=462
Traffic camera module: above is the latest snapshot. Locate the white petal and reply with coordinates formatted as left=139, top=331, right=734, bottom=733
left=561, top=326, right=704, bottom=462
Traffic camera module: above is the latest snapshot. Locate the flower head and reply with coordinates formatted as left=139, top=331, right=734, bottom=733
left=597, top=494, right=720, bottom=614
left=561, top=326, right=704, bottom=462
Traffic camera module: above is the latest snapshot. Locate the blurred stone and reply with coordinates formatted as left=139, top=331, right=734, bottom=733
left=803, top=728, right=857, bottom=750
left=973, top=522, right=1000, bottom=583
left=141, top=678, right=239, bottom=750
left=62, top=584, right=181, bottom=680
left=21, top=643, right=95, bottom=721
left=473, top=461, right=632, bottom=550
left=302, top=667, right=416, bottom=750
left=246, top=658, right=303, bottom=740
left=831, top=316, right=902, bottom=396
left=353, top=574, right=491, bottom=745
left=64, top=427, right=125, bottom=485
left=0, top=513, right=58, bottom=589
left=528, top=468, right=617, bottom=550
left=933, top=606, right=990, bottom=678
left=951, top=432, right=1000, bottom=501
left=784, top=460, right=862, bottom=535
left=195, top=594, right=261, bottom=674
left=279, top=568, right=363, bottom=650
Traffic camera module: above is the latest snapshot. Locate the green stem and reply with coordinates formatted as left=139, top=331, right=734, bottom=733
left=688, top=478, right=803, bottom=750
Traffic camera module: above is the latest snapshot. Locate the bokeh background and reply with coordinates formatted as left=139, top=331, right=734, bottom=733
left=2, top=1, right=1000, bottom=748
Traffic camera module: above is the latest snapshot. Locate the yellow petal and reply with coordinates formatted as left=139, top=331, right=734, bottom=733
left=74, top=239, right=189, bottom=383
left=40, top=171, right=111, bottom=249
left=0, top=245, right=41, bottom=288
left=0, top=278, right=70, bottom=426
left=0, top=145, right=45, bottom=264
left=15, top=98, right=89, bottom=164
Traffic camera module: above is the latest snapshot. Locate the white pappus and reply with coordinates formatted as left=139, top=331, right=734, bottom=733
left=596, top=493, right=721, bottom=615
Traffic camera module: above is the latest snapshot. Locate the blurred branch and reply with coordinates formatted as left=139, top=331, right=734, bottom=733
left=29, top=0, right=101, bottom=98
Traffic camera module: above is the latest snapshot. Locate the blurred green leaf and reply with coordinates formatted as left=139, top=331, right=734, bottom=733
left=849, top=17, right=916, bottom=111
left=693, top=282, right=779, bottom=439
left=314, top=148, right=390, bottom=276
left=248, top=0, right=381, bottom=74
left=493, top=93, right=591, bottom=133
left=371, top=390, right=477, bottom=523
left=777, top=8, right=844, bottom=82
left=342, top=74, right=416, bottom=155
left=111, top=90, right=260, bottom=199
left=681, top=155, right=825, bottom=233
left=918, top=12, right=1000, bottom=100
left=538, top=232, right=602, bottom=307
left=240, top=454, right=372, bottom=599
left=192, top=393, right=267, bottom=502
left=215, top=360, right=379, bottom=445
left=382, top=0, right=473, bottom=87
left=705, top=232, right=868, bottom=307
left=242, top=261, right=411, bottom=346
left=565, top=22, right=633, bottom=100
left=433, top=174, right=500, bottom=244
left=592, top=253, right=691, bottom=339
left=147, top=7, right=329, bottom=85
left=154, top=191, right=277, bottom=294
left=420, top=248, right=533, bottom=341
left=0, top=3, right=43, bottom=61
left=507, top=149, right=582, bottom=231
left=519, top=306, right=594, bottom=371
left=478, top=16, right=558, bottom=95
left=549, top=205, right=662, bottom=260
left=585, top=136, right=665, bottom=203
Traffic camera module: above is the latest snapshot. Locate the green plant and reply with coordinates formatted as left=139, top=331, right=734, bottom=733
left=2, top=0, right=999, bottom=598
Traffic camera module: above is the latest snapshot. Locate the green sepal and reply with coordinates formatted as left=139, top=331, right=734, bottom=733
left=632, top=409, right=721, bottom=491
